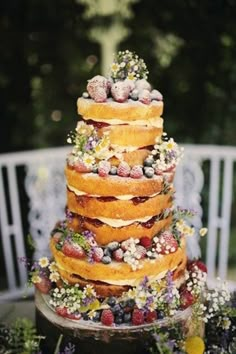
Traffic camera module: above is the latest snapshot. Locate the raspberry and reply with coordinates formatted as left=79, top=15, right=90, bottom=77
left=35, top=276, right=52, bottom=294
left=93, top=86, right=107, bottom=103
left=150, top=89, right=163, bottom=101
left=101, top=309, right=114, bottom=326
left=139, top=89, right=151, bottom=105
left=87, top=75, right=108, bottom=99
left=62, top=240, right=86, bottom=259
left=180, top=288, right=195, bottom=309
left=140, top=236, right=152, bottom=249
left=158, top=231, right=178, bottom=255
left=98, top=161, right=111, bottom=177
left=74, top=160, right=91, bottom=173
left=111, top=81, right=130, bottom=103
left=187, top=260, right=207, bottom=274
left=92, top=247, right=104, bottom=262
left=132, top=309, right=144, bottom=325
left=113, top=248, right=124, bottom=262
left=130, top=165, right=143, bottom=179
left=135, top=245, right=146, bottom=260
left=145, top=310, right=157, bottom=323
left=117, top=161, right=131, bottom=177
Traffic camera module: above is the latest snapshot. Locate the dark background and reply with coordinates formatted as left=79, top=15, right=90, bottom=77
left=1, top=0, right=236, bottom=154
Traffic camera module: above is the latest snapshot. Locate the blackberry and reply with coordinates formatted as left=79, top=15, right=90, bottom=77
left=115, top=315, right=123, bottom=325
left=127, top=299, right=135, bottom=308
left=109, top=166, right=117, bottom=175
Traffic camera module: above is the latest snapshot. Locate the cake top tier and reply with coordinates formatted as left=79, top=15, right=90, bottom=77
left=80, top=50, right=163, bottom=105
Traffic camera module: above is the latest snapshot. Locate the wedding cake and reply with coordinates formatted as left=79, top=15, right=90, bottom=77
left=32, top=50, right=207, bottom=329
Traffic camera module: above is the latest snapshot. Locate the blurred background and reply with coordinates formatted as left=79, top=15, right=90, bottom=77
left=0, top=0, right=236, bottom=298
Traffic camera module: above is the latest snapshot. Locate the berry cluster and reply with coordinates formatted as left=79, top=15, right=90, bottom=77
left=51, top=225, right=181, bottom=271
left=84, top=74, right=163, bottom=104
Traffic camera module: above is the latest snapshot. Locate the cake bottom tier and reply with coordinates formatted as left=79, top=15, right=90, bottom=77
left=35, top=290, right=197, bottom=354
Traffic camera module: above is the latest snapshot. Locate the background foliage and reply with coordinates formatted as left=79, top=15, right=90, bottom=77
left=1, top=0, right=236, bottom=154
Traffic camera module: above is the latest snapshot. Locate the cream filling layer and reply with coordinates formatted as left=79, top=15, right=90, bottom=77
left=67, top=184, right=159, bottom=201
left=93, top=216, right=153, bottom=227
left=83, top=116, right=163, bottom=128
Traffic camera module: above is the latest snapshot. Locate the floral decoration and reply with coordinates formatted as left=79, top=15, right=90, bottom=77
left=110, top=50, right=149, bottom=81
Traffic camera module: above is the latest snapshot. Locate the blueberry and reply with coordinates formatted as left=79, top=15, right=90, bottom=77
left=102, top=255, right=112, bottom=264
left=109, top=166, right=117, bottom=175
left=92, top=165, right=98, bottom=173
left=123, top=312, right=131, bottom=323
left=127, top=299, right=135, bottom=308
left=158, top=311, right=165, bottom=319
left=82, top=313, right=89, bottom=321
left=115, top=315, right=123, bottom=325
left=111, top=304, right=121, bottom=314
left=92, top=311, right=101, bottom=322
left=107, top=241, right=120, bottom=252
left=82, top=92, right=89, bottom=99
left=130, top=89, right=139, bottom=101
left=144, top=167, right=154, bottom=178
left=119, top=300, right=127, bottom=308
left=103, top=248, right=112, bottom=257
left=144, top=157, right=154, bottom=167
left=107, top=297, right=116, bottom=307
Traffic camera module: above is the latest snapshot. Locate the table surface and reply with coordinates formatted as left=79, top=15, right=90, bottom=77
left=0, top=300, right=35, bottom=324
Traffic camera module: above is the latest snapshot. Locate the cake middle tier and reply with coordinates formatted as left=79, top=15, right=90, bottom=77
left=67, top=188, right=172, bottom=220
left=50, top=237, right=187, bottom=288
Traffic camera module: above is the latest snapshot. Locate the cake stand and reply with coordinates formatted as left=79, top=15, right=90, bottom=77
left=35, top=290, right=194, bottom=354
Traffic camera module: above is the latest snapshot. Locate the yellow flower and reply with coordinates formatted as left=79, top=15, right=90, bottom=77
left=38, top=257, right=49, bottom=268
left=184, top=336, right=205, bottom=354
left=83, top=154, right=95, bottom=167
left=127, top=72, right=135, bottom=80
left=49, top=272, right=60, bottom=282
left=111, top=63, right=119, bottom=72
left=199, top=227, right=208, bottom=237
left=83, top=284, right=96, bottom=298
left=49, top=261, right=58, bottom=272
left=32, top=275, right=41, bottom=284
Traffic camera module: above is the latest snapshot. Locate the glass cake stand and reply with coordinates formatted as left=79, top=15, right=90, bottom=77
left=35, top=289, right=193, bottom=354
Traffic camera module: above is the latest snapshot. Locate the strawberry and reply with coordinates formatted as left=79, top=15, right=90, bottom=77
left=180, top=288, right=195, bottom=309
left=187, top=260, right=207, bottom=274
left=135, top=245, right=146, bottom=260
left=35, top=276, right=52, bottom=294
left=140, top=236, right=152, bottom=249
left=132, top=309, right=144, bottom=325
left=117, top=161, right=131, bottom=177
left=92, top=247, right=104, bottom=262
left=87, top=75, right=108, bottom=99
left=150, top=89, right=163, bottom=101
left=93, top=87, right=107, bottom=103
left=111, top=81, right=131, bottom=103
left=158, top=231, right=178, bottom=255
left=74, top=160, right=91, bottom=173
left=56, top=306, right=68, bottom=317
left=62, top=240, right=86, bottom=259
left=124, top=78, right=135, bottom=91
left=135, top=79, right=151, bottom=92
left=56, top=307, right=81, bottom=320
left=130, top=165, right=143, bottom=179
left=145, top=310, right=157, bottom=323
left=139, top=89, right=151, bottom=105
left=98, top=161, right=111, bottom=177
left=113, top=248, right=124, bottom=262
left=101, top=309, right=114, bottom=326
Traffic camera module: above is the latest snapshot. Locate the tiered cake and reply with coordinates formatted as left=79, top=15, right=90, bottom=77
left=33, top=51, right=207, bottom=330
